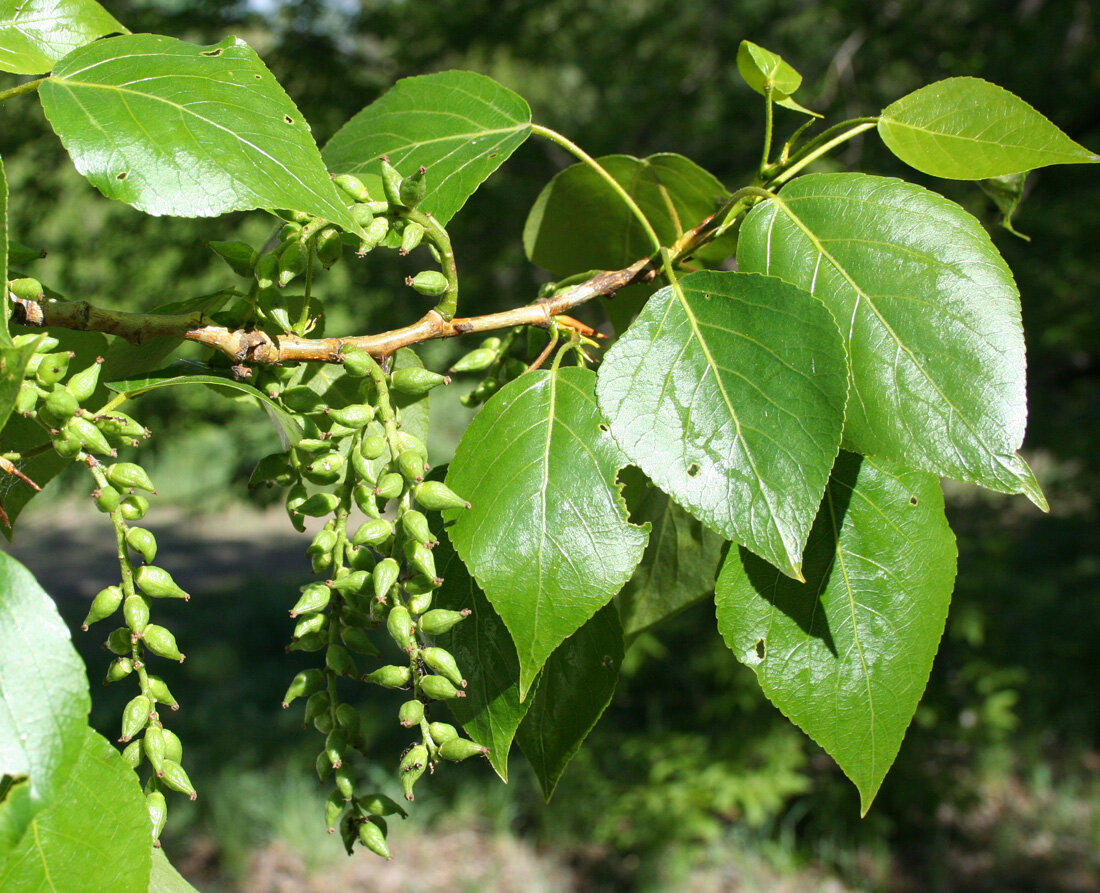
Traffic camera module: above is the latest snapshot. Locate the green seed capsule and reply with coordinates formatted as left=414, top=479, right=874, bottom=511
left=126, top=527, right=158, bottom=565
left=282, top=668, right=325, bottom=708
left=357, top=217, right=389, bottom=254
left=359, top=434, right=386, bottom=461
left=290, top=583, right=331, bottom=617
left=353, top=482, right=380, bottom=518
left=35, top=351, right=70, bottom=387
left=330, top=570, right=369, bottom=595
left=160, top=760, right=197, bottom=800
left=380, top=158, right=404, bottom=205
left=450, top=347, right=497, bottom=373
left=328, top=403, right=375, bottom=429
left=427, top=722, right=459, bottom=745
left=374, top=472, right=403, bottom=501
left=303, top=691, right=330, bottom=726
left=208, top=240, right=258, bottom=278
left=326, top=644, right=359, bottom=679
left=340, top=345, right=372, bottom=377
left=162, top=728, right=183, bottom=764
left=83, top=585, right=123, bottom=629
left=339, top=627, right=377, bottom=660
left=293, top=612, right=327, bottom=639
left=106, top=462, right=156, bottom=493
left=119, top=494, right=150, bottom=521
left=420, top=646, right=464, bottom=688
left=297, top=492, right=341, bottom=517
left=439, top=737, right=489, bottom=762
left=307, top=528, right=338, bottom=560
left=373, top=559, right=400, bottom=603
left=324, top=788, right=345, bottom=830
left=351, top=203, right=376, bottom=227
left=334, top=765, right=354, bottom=801
left=142, top=624, right=184, bottom=662
left=406, top=270, right=449, bottom=297
left=147, top=790, right=168, bottom=841
left=302, top=451, right=346, bottom=485
left=335, top=703, right=361, bottom=737
left=94, top=411, right=147, bottom=440
left=277, top=239, right=307, bottom=287
left=14, top=381, right=38, bottom=416
left=121, top=695, right=152, bottom=742
left=420, top=675, right=464, bottom=701
left=351, top=518, right=393, bottom=548
left=106, top=626, right=133, bottom=655
left=65, top=358, right=103, bottom=403
left=122, top=739, right=143, bottom=769
left=338, top=810, right=358, bottom=855
left=406, top=590, right=433, bottom=615
left=315, top=753, right=333, bottom=784
left=288, top=631, right=326, bottom=652
left=135, top=565, right=188, bottom=600
left=105, top=657, right=133, bottom=684
left=249, top=452, right=293, bottom=489
left=315, top=225, right=344, bottom=268
left=364, top=665, right=411, bottom=689
left=399, top=744, right=428, bottom=801
left=42, top=385, right=79, bottom=425
left=143, top=724, right=166, bottom=774
left=399, top=220, right=425, bottom=255
left=398, top=699, right=424, bottom=728
left=391, top=367, right=448, bottom=397
left=66, top=416, right=113, bottom=456
left=419, top=608, right=471, bottom=636
left=325, top=727, right=348, bottom=768
left=404, top=540, right=436, bottom=582
left=147, top=675, right=178, bottom=711
left=386, top=606, right=416, bottom=653
left=123, top=594, right=150, bottom=634
left=94, top=486, right=121, bottom=513
left=333, top=173, right=371, bottom=203
left=254, top=252, right=279, bottom=290
left=413, top=480, right=470, bottom=511
left=396, top=450, right=426, bottom=483
left=399, top=165, right=427, bottom=209
left=358, top=792, right=407, bottom=818
left=358, top=816, right=391, bottom=859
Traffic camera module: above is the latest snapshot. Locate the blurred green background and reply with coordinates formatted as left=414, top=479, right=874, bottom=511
left=2, top=0, right=1098, bottom=889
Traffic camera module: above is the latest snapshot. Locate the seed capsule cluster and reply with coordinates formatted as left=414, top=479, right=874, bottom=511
left=252, top=344, right=486, bottom=858
left=5, top=328, right=191, bottom=845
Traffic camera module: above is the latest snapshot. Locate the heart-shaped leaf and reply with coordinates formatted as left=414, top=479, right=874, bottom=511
left=0, top=552, right=90, bottom=856
left=323, top=70, right=532, bottom=225
left=0, top=0, right=125, bottom=75
left=596, top=270, right=849, bottom=578
left=0, top=728, right=151, bottom=891
left=433, top=535, right=529, bottom=781
left=737, top=173, right=1045, bottom=509
left=878, top=77, right=1098, bottom=179
left=715, top=452, right=956, bottom=814
left=736, top=40, right=820, bottom=117
left=516, top=602, right=623, bottom=800
left=445, top=366, right=648, bottom=699
left=39, top=34, right=359, bottom=230
left=524, top=153, right=735, bottom=276
left=616, top=467, right=726, bottom=642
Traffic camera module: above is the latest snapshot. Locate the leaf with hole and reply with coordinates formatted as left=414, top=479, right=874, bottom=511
left=715, top=452, right=956, bottom=814
left=0, top=0, right=125, bottom=75
left=323, top=70, right=532, bottom=225
left=596, top=270, right=849, bottom=578
left=445, top=366, right=648, bottom=699
left=878, top=77, right=1098, bottom=180
left=524, top=153, right=735, bottom=276
left=737, top=173, right=1045, bottom=508
left=39, top=34, right=360, bottom=229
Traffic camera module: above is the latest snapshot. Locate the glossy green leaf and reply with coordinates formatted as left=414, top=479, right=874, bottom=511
left=107, top=360, right=304, bottom=446
left=445, top=366, right=648, bottom=699
left=516, top=602, right=623, bottom=800
left=736, top=41, right=819, bottom=117
left=0, top=342, right=37, bottom=441
left=596, top=270, right=849, bottom=578
left=738, top=173, right=1045, bottom=508
left=0, top=0, right=125, bottom=75
left=524, top=153, right=735, bottom=276
left=715, top=452, right=956, bottom=814
left=148, top=847, right=200, bottom=893
left=323, top=70, right=532, bottom=225
left=433, top=535, right=529, bottom=781
left=616, top=467, right=725, bottom=642
left=0, top=155, right=7, bottom=345
left=0, top=551, right=90, bottom=856
left=878, top=77, right=1098, bottom=179
left=0, top=728, right=150, bottom=891
left=39, top=34, right=360, bottom=230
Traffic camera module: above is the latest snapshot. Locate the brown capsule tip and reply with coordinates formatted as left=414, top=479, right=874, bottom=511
left=119, top=735, right=130, bottom=743
left=418, top=165, right=426, bottom=175
left=153, top=840, right=162, bottom=849
left=156, top=769, right=165, bottom=777
left=169, top=703, right=179, bottom=711
left=455, top=691, right=466, bottom=698
left=281, top=702, right=290, bottom=709
left=381, top=154, right=390, bottom=162
left=460, top=680, right=468, bottom=689
left=404, top=275, right=414, bottom=287
left=327, top=827, right=336, bottom=834
left=178, top=655, right=186, bottom=663
left=81, top=624, right=89, bottom=632
left=188, top=793, right=197, bottom=801
left=399, top=248, right=409, bottom=256
left=405, top=793, right=415, bottom=801
left=442, top=375, right=452, bottom=386
left=460, top=609, right=472, bottom=617
left=289, top=610, right=299, bottom=618
left=182, top=594, right=190, bottom=602
left=332, top=759, right=343, bottom=769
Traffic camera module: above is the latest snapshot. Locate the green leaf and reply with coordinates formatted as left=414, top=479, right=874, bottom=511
left=323, top=70, right=532, bottom=225
left=0, top=342, right=37, bottom=439
left=878, top=77, right=1099, bottom=179
left=149, top=847, right=200, bottom=892
left=433, top=535, right=529, bottom=781
left=0, top=552, right=90, bottom=856
left=523, top=153, right=735, bottom=276
left=516, top=602, right=623, bottom=800
left=616, top=467, right=725, bottom=642
left=39, top=34, right=360, bottom=230
left=0, top=728, right=151, bottom=891
left=107, top=360, right=304, bottom=447
left=444, top=366, right=648, bottom=699
left=596, top=270, right=849, bottom=578
left=0, top=0, right=125, bottom=75
left=736, top=41, right=820, bottom=117
left=715, top=452, right=956, bottom=814
left=0, top=155, right=7, bottom=345
left=737, top=173, right=1046, bottom=509
left=978, top=172, right=1030, bottom=240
